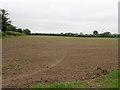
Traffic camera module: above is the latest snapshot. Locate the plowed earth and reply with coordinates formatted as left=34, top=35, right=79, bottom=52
left=2, top=36, right=118, bottom=88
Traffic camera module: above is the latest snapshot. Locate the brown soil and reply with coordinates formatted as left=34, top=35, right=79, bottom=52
left=2, top=36, right=118, bottom=88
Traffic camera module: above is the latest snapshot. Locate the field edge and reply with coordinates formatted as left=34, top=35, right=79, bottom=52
left=29, top=70, right=119, bottom=88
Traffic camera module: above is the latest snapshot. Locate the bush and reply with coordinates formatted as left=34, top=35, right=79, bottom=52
left=0, top=32, right=2, bottom=37
left=2, top=31, right=26, bottom=36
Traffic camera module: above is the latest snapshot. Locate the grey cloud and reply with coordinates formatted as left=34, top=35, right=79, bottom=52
left=1, top=0, right=118, bottom=34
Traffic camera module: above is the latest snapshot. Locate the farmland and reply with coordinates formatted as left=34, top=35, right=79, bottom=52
left=2, top=36, right=118, bottom=88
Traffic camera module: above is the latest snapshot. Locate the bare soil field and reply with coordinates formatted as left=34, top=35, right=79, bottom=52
left=2, top=36, right=118, bottom=88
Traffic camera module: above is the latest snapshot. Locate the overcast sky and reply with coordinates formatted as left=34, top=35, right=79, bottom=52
left=0, top=0, right=119, bottom=34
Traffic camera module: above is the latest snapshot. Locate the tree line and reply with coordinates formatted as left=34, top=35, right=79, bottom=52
left=30, top=31, right=119, bottom=38
left=0, top=9, right=31, bottom=35
left=0, top=9, right=119, bottom=38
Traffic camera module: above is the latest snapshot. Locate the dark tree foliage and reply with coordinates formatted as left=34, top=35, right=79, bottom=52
left=16, top=28, right=22, bottom=33
left=0, top=9, right=31, bottom=35
left=93, top=30, right=98, bottom=35
left=30, top=31, right=119, bottom=38
left=7, top=24, right=17, bottom=31
left=22, top=29, right=31, bottom=35
left=0, top=9, right=11, bottom=31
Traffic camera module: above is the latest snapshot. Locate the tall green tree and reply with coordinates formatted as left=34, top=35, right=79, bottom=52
left=0, top=9, right=11, bottom=31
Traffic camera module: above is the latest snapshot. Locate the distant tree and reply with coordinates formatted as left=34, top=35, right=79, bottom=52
left=65, top=32, right=74, bottom=36
left=61, top=32, right=63, bottom=35
left=93, top=30, right=98, bottom=35
left=75, top=33, right=78, bottom=35
left=104, top=32, right=111, bottom=35
left=80, top=32, right=83, bottom=35
left=22, top=28, right=31, bottom=35
left=99, top=32, right=111, bottom=37
left=73, top=33, right=78, bottom=37
left=0, top=9, right=11, bottom=31
left=7, top=25, right=17, bottom=31
left=103, top=32, right=111, bottom=37
left=112, top=33, right=118, bottom=38
left=118, top=34, right=120, bottom=38
left=16, top=28, right=22, bottom=33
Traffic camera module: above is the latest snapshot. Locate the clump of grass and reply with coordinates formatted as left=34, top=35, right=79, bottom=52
left=98, top=70, right=118, bottom=88
left=14, top=65, right=21, bottom=70
left=29, top=70, right=119, bottom=88
left=87, top=70, right=119, bottom=88
left=30, top=81, right=89, bottom=88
